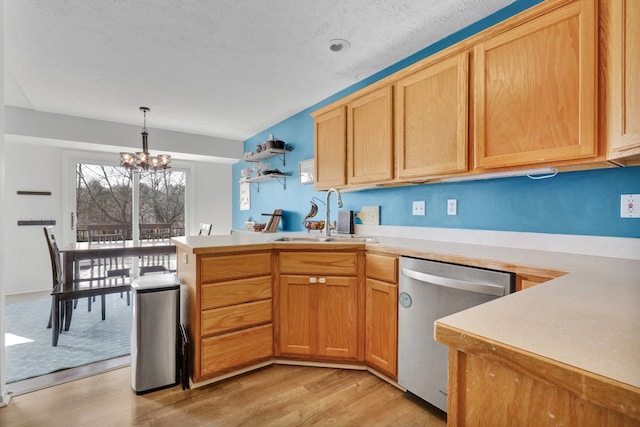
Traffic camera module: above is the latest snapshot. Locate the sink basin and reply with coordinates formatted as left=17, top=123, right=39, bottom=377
left=272, top=237, right=327, bottom=242
left=272, top=236, right=378, bottom=243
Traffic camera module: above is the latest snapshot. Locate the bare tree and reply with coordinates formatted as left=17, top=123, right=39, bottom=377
left=76, top=163, right=185, bottom=240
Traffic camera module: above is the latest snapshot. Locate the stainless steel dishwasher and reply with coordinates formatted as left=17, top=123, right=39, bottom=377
left=398, top=256, right=514, bottom=412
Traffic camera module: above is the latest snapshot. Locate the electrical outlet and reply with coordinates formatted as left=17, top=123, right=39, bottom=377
left=447, top=199, right=457, bottom=215
left=412, top=200, right=425, bottom=216
left=621, top=194, right=640, bottom=218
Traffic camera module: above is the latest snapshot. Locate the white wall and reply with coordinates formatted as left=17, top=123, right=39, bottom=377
left=194, top=162, right=232, bottom=236
left=3, top=140, right=233, bottom=295
left=0, top=0, right=8, bottom=405
left=4, top=142, right=63, bottom=295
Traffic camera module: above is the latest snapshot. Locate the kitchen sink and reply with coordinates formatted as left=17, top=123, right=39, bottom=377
left=272, top=236, right=378, bottom=243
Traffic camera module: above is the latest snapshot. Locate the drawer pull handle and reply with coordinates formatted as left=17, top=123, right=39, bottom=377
left=318, top=277, right=326, bottom=284
left=309, top=277, right=317, bottom=284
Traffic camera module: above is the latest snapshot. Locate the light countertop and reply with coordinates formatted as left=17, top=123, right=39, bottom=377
left=172, top=231, right=640, bottom=390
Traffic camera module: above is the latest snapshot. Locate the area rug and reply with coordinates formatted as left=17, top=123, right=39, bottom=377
left=5, top=294, right=131, bottom=383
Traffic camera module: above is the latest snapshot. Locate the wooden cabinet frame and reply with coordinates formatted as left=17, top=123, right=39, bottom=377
left=313, top=106, right=347, bottom=190
left=395, top=52, right=469, bottom=179
left=347, top=85, right=395, bottom=185
left=474, top=0, right=597, bottom=169
left=601, top=0, right=640, bottom=164
left=311, top=0, right=635, bottom=188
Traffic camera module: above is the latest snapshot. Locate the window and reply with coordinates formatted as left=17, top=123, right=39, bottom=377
left=74, top=162, right=186, bottom=242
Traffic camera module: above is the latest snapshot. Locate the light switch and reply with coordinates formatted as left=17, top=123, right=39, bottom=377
left=412, top=200, right=426, bottom=216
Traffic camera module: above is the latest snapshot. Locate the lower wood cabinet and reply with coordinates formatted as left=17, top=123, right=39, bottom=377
left=365, top=253, right=398, bottom=378
left=201, top=324, right=273, bottom=378
left=365, top=279, right=397, bottom=378
left=436, top=323, right=639, bottom=426
left=279, top=274, right=358, bottom=359
left=277, top=250, right=362, bottom=361
left=177, top=250, right=274, bottom=383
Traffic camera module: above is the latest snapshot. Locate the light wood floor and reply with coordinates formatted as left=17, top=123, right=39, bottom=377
left=0, top=364, right=447, bottom=426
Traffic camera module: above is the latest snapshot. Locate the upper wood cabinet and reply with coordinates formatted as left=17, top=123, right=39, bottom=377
left=602, top=0, right=640, bottom=164
left=313, top=106, right=347, bottom=190
left=395, top=52, right=469, bottom=179
left=474, top=0, right=597, bottom=169
left=347, top=85, right=394, bottom=185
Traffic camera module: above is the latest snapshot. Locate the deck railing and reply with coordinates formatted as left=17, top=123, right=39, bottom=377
left=76, top=226, right=185, bottom=242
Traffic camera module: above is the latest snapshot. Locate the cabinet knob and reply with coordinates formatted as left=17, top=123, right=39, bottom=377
left=309, top=277, right=317, bottom=284
left=318, top=277, right=326, bottom=284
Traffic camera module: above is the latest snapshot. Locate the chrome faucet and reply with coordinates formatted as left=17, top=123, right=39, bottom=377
left=324, top=188, right=343, bottom=236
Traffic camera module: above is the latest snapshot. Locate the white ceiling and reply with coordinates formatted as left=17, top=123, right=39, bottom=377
left=4, top=0, right=514, bottom=141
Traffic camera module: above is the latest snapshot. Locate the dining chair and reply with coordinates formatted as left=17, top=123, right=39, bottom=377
left=139, top=223, right=173, bottom=275
left=198, top=223, right=212, bottom=236
left=44, top=227, right=64, bottom=333
left=86, top=224, right=130, bottom=316
left=44, top=226, right=133, bottom=346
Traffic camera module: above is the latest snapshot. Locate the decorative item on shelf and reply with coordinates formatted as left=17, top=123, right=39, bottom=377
left=253, top=222, right=267, bottom=232
left=241, top=167, right=252, bottom=179
left=253, top=161, right=269, bottom=176
left=264, top=133, right=285, bottom=150
left=120, top=107, right=171, bottom=171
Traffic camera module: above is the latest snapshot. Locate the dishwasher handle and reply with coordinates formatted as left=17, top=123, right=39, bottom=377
left=400, top=267, right=506, bottom=297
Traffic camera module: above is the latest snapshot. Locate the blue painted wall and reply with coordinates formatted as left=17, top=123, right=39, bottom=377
left=232, top=0, right=640, bottom=239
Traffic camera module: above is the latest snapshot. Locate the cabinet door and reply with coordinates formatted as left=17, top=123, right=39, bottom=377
left=474, top=0, right=596, bottom=169
left=314, top=106, right=347, bottom=190
left=396, top=52, right=469, bottom=179
left=317, top=276, right=358, bottom=359
left=279, top=275, right=317, bottom=356
left=604, top=0, right=640, bottom=161
left=365, top=278, right=398, bottom=377
left=201, top=324, right=273, bottom=378
left=347, top=85, right=394, bottom=185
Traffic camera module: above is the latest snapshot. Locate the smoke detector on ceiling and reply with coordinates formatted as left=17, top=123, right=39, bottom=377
left=329, top=39, right=350, bottom=52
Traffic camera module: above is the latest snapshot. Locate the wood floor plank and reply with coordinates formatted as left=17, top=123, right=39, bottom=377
left=0, top=365, right=446, bottom=426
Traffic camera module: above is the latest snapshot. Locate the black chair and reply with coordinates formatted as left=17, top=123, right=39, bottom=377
left=44, top=227, right=64, bottom=333
left=198, top=223, right=212, bottom=236
left=139, top=223, right=173, bottom=275
left=44, top=226, right=132, bottom=346
left=86, top=224, right=131, bottom=316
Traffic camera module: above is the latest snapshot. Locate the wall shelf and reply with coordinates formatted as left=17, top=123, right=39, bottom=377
left=244, top=148, right=288, bottom=166
left=240, top=173, right=289, bottom=192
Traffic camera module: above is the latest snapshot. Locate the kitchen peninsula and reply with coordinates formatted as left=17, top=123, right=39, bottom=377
left=172, top=231, right=640, bottom=426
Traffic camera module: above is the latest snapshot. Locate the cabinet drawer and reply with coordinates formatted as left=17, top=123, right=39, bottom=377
left=279, top=251, right=357, bottom=275
left=201, top=324, right=273, bottom=377
left=366, top=253, right=398, bottom=283
left=200, top=252, right=271, bottom=283
left=201, top=299, right=272, bottom=336
left=201, top=276, right=272, bottom=310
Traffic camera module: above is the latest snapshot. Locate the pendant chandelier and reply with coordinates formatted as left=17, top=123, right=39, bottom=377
left=120, top=107, right=171, bottom=171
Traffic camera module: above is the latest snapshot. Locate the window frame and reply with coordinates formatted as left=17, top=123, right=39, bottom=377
left=62, top=150, right=194, bottom=245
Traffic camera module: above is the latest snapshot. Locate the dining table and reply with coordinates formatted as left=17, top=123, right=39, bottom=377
left=52, top=239, right=176, bottom=346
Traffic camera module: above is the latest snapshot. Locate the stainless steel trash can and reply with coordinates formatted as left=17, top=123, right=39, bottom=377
left=131, top=273, right=180, bottom=394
